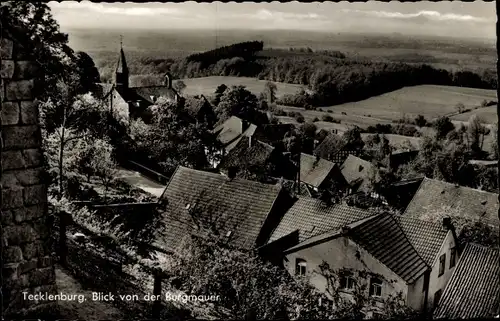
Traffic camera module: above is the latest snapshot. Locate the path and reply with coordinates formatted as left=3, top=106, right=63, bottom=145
left=56, top=265, right=125, bottom=320
left=116, top=166, right=166, bottom=198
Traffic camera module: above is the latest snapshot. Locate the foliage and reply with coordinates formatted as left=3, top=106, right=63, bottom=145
left=215, top=85, right=262, bottom=124
left=414, top=115, right=428, bottom=128
left=186, top=40, right=264, bottom=67
left=343, top=126, right=365, bottom=150
left=264, top=81, right=277, bottom=104
left=467, top=115, right=490, bottom=153
left=173, top=80, right=187, bottom=94
left=132, top=98, right=219, bottom=175
left=458, top=221, right=499, bottom=248
left=433, top=116, right=455, bottom=140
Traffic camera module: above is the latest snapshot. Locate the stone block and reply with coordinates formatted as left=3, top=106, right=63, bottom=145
left=4, top=224, right=36, bottom=245
left=32, top=217, right=51, bottom=239
left=2, top=188, right=24, bottom=209
left=25, top=267, right=55, bottom=288
left=1, top=101, right=20, bottom=125
left=2, top=125, right=41, bottom=150
left=4, top=246, right=23, bottom=263
left=14, top=61, right=39, bottom=80
left=13, top=204, right=45, bottom=223
left=19, top=259, right=38, bottom=274
left=1, top=60, right=15, bottom=79
left=5, top=79, right=34, bottom=101
left=24, top=184, right=47, bottom=205
left=2, top=150, right=25, bottom=170
left=20, top=100, right=39, bottom=125
left=1, top=209, right=13, bottom=225
left=1, top=38, right=14, bottom=59
left=22, top=148, right=43, bottom=167
left=2, top=168, right=44, bottom=186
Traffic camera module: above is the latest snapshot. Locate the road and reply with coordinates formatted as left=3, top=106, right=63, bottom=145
left=116, top=167, right=166, bottom=198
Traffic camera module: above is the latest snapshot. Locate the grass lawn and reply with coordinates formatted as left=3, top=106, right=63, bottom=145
left=320, top=85, right=496, bottom=122
left=450, top=105, right=498, bottom=123
left=181, top=76, right=305, bottom=98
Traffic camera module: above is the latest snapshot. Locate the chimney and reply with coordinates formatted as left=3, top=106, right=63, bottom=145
left=165, top=73, right=172, bottom=89
left=442, top=217, right=452, bottom=230
left=227, top=167, right=238, bottom=180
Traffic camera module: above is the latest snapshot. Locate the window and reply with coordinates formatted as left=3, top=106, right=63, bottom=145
left=369, top=278, right=383, bottom=297
left=295, top=259, right=307, bottom=276
left=340, top=275, right=355, bottom=290
left=438, top=254, right=446, bottom=277
left=434, top=289, right=443, bottom=307
left=449, top=247, right=456, bottom=269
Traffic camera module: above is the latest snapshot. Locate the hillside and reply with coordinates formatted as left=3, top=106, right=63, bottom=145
left=180, top=76, right=306, bottom=98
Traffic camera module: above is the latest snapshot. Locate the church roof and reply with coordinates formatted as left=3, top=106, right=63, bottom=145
left=116, top=47, right=129, bottom=74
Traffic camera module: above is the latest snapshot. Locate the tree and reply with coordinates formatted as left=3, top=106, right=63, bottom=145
left=173, top=80, right=187, bottom=95
left=433, top=116, right=455, bottom=140
left=213, top=83, right=228, bottom=106
left=455, top=102, right=465, bottom=114
left=215, top=85, right=259, bottom=123
left=264, top=81, right=277, bottom=104
left=414, top=115, right=427, bottom=127
left=342, top=126, right=365, bottom=150
left=92, top=140, right=118, bottom=198
left=491, top=124, right=498, bottom=159
left=467, top=115, right=490, bottom=153
left=74, top=51, right=101, bottom=94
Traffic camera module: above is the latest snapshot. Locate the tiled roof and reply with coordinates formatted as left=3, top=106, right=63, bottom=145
left=340, top=155, right=378, bottom=193
left=93, top=83, right=114, bottom=100
left=434, top=243, right=500, bottom=319
left=253, top=124, right=295, bottom=145
left=314, top=133, right=345, bottom=160
left=268, top=197, right=375, bottom=244
left=213, top=116, right=258, bottom=152
left=403, top=177, right=499, bottom=228
left=348, top=213, right=429, bottom=284
left=184, top=95, right=211, bottom=118
left=396, top=215, right=449, bottom=266
left=300, top=153, right=336, bottom=188
left=155, top=166, right=283, bottom=252
left=218, top=137, right=275, bottom=170
left=130, top=86, right=179, bottom=103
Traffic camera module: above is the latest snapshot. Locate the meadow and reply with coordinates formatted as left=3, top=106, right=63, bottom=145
left=180, top=76, right=305, bottom=98
left=450, top=105, right=498, bottom=123
left=319, top=85, right=497, bottom=122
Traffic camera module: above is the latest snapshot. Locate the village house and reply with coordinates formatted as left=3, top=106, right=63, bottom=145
left=153, top=166, right=295, bottom=253
left=275, top=212, right=458, bottom=314
left=299, top=153, right=348, bottom=196
left=340, top=154, right=379, bottom=195
left=217, top=136, right=295, bottom=181
left=183, top=95, right=217, bottom=128
left=433, top=243, right=499, bottom=319
left=93, top=43, right=181, bottom=122
left=402, top=177, right=500, bottom=229
left=314, top=132, right=363, bottom=165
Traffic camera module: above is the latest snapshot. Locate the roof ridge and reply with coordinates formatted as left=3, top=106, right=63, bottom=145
left=426, top=177, right=499, bottom=196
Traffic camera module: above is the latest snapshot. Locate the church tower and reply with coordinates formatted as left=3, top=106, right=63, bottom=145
left=114, top=37, right=129, bottom=90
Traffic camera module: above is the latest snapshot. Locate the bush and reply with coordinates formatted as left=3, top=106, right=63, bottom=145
left=414, top=115, right=428, bottom=127
left=295, top=114, right=305, bottom=123
left=313, top=117, right=319, bottom=122
left=327, top=110, right=333, bottom=113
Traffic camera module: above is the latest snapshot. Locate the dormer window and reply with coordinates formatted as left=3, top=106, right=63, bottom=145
left=358, top=165, right=364, bottom=172
left=295, top=258, right=307, bottom=276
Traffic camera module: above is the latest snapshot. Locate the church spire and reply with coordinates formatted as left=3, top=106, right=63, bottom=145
left=115, top=35, right=129, bottom=89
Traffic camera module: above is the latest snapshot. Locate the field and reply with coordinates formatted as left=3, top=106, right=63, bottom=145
left=319, top=85, right=497, bottom=123
left=450, top=105, right=498, bottom=123
left=180, top=76, right=305, bottom=98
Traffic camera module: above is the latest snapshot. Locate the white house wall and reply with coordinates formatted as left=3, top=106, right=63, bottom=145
left=283, top=236, right=410, bottom=308
left=427, top=230, right=457, bottom=311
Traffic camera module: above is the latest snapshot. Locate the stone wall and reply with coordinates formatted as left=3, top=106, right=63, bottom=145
left=1, top=27, right=58, bottom=317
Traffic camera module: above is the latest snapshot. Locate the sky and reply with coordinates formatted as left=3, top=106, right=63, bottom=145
left=48, top=1, right=496, bottom=39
